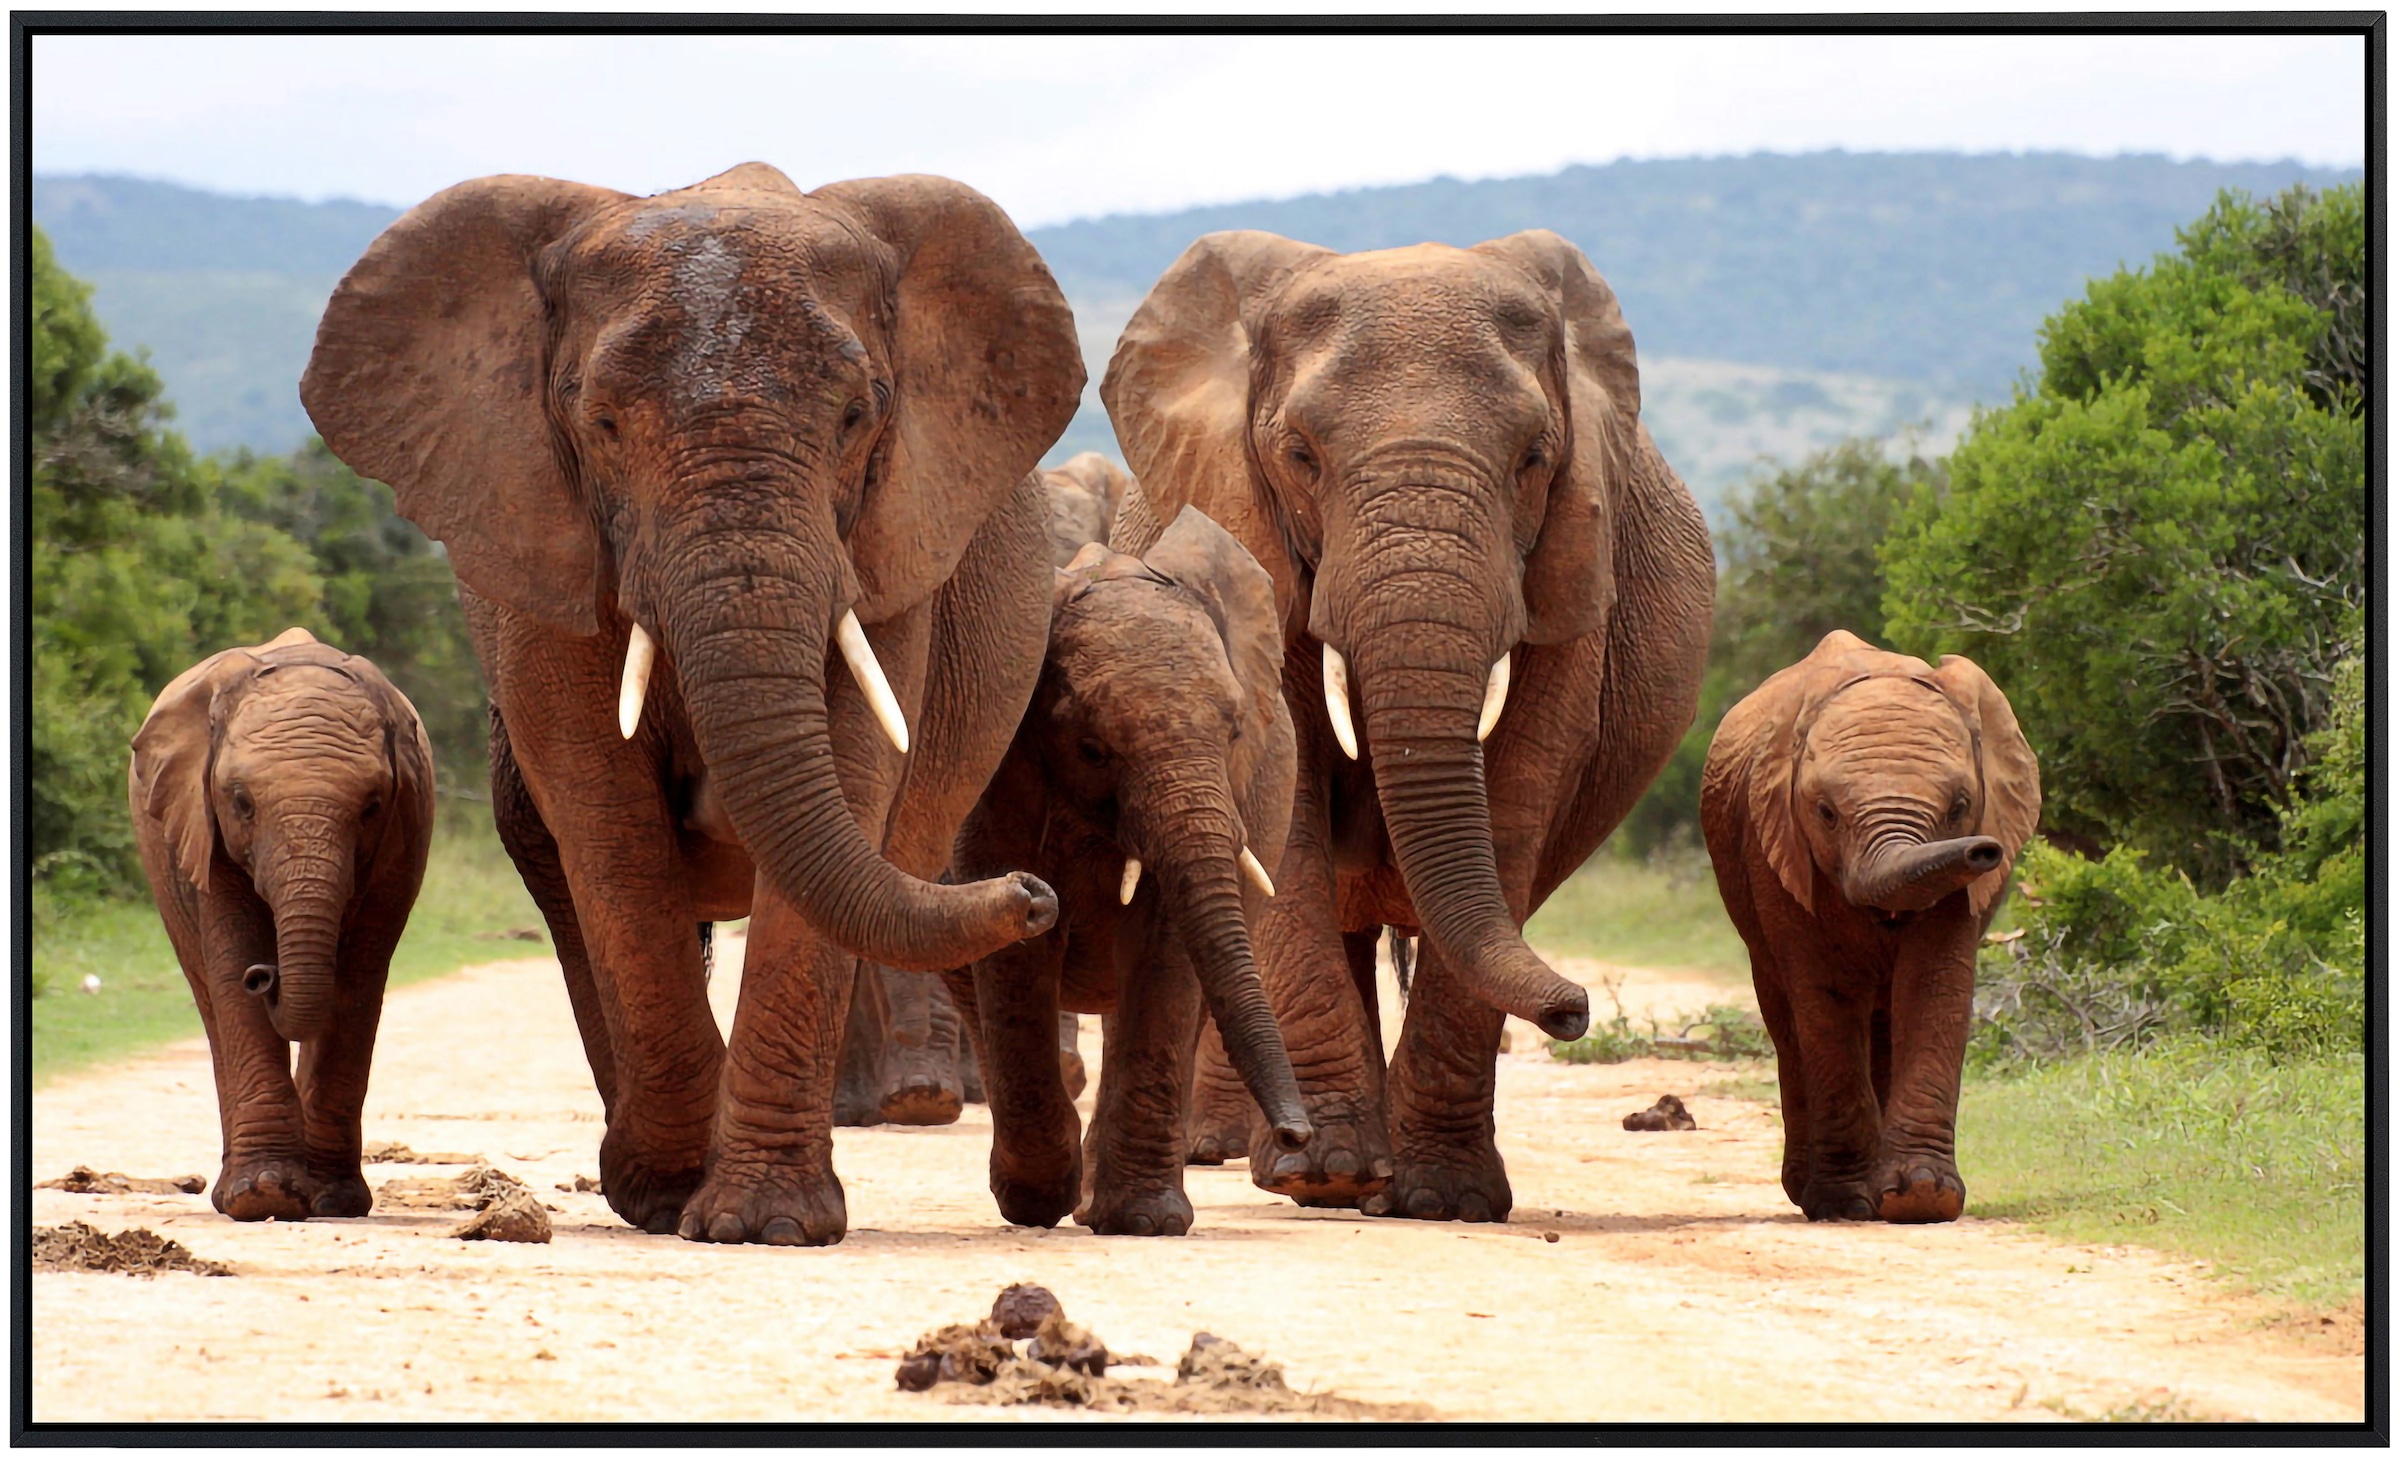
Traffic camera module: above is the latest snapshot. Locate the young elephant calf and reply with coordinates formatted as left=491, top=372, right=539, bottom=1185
left=129, top=628, right=435, bottom=1220
left=1701, top=630, right=2039, bottom=1224
left=948, top=506, right=1312, bottom=1235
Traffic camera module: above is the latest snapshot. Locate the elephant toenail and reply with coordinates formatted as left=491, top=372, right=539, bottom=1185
left=1361, top=1192, right=1392, bottom=1217
left=676, top=1212, right=703, bottom=1240
left=1323, top=1149, right=1361, bottom=1179
left=1843, top=1197, right=1875, bottom=1220
left=646, top=1208, right=683, bottom=1235
left=1406, top=1187, right=1443, bottom=1218
left=708, top=1212, right=746, bottom=1242
left=760, top=1216, right=804, bottom=1246
left=1126, top=1214, right=1152, bottom=1236
left=1369, top=1157, right=1394, bottom=1181
left=1271, top=1152, right=1309, bottom=1180
left=1458, top=1193, right=1491, bottom=1222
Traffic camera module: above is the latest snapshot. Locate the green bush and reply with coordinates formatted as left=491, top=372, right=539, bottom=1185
left=1883, top=184, right=2364, bottom=884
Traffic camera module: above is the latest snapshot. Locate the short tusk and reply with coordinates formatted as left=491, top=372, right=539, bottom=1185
left=1239, top=846, right=1276, bottom=899
left=619, top=624, right=656, bottom=739
left=836, top=609, right=910, bottom=754
left=1477, top=653, right=1511, bottom=743
left=1322, top=642, right=1359, bottom=760
left=1119, top=857, right=1142, bottom=906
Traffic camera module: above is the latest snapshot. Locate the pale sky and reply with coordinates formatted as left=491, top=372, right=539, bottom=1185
left=33, top=32, right=2367, bottom=227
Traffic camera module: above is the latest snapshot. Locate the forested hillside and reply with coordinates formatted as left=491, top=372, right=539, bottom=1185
left=36, top=151, right=2357, bottom=509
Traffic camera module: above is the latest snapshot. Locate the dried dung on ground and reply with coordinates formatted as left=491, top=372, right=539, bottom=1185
left=376, top=1164, right=553, bottom=1242
left=1623, top=1094, right=1698, bottom=1132
left=362, top=1141, right=482, bottom=1165
left=555, top=1174, right=603, bottom=1194
left=898, top=1284, right=1430, bottom=1419
left=34, top=1222, right=229, bottom=1278
left=37, top=1166, right=207, bottom=1196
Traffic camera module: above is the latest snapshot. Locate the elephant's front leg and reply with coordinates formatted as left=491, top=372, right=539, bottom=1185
left=1873, top=911, right=1980, bottom=1223
left=1784, top=957, right=1884, bottom=1222
left=293, top=947, right=394, bottom=1218
left=1185, top=1011, right=1260, bottom=1164
left=1080, top=948, right=1206, bottom=1236
left=1369, top=937, right=1511, bottom=1222
left=973, top=937, right=1081, bottom=1228
left=842, top=965, right=967, bottom=1127
left=1246, top=735, right=1392, bottom=1205
left=680, top=878, right=853, bottom=1245
left=196, top=880, right=314, bottom=1220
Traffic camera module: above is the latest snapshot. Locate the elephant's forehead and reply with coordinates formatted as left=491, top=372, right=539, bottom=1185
left=220, top=676, right=385, bottom=761
left=1811, top=679, right=1971, bottom=756
left=1285, top=245, right=1547, bottom=322
left=1056, top=589, right=1239, bottom=714
left=573, top=196, right=881, bottom=287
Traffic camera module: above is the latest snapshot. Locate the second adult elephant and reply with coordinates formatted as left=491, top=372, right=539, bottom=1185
left=304, top=165, right=1084, bottom=1244
left=1103, top=229, right=1715, bottom=1221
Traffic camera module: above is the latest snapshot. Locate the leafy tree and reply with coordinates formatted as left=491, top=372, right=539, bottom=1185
left=1881, top=185, right=2364, bottom=885
left=1613, top=438, right=1941, bottom=856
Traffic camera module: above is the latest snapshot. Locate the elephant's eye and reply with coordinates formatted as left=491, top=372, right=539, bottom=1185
left=1077, top=737, right=1111, bottom=768
left=1286, top=443, right=1317, bottom=477
left=1520, top=445, right=1547, bottom=475
left=362, top=793, right=384, bottom=820
left=230, top=784, right=255, bottom=820
left=1816, top=801, right=1836, bottom=826
left=1950, top=794, right=1971, bottom=823
left=842, top=398, right=869, bottom=431
left=592, top=410, right=619, bottom=438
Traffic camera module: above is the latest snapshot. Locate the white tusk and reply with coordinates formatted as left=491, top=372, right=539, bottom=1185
left=1119, top=857, right=1142, bottom=905
left=1239, top=846, right=1276, bottom=899
left=836, top=609, right=910, bottom=754
left=1477, top=653, right=1512, bottom=743
left=1322, top=642, right=1359, bottom=760
left=619, top=624, right=656, bottom=739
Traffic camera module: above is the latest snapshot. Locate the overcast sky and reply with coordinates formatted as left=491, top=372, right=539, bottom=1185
left=34, top=32, right=2367, bottom=227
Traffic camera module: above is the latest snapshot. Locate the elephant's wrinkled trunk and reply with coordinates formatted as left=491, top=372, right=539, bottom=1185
left=259, top=845, right=349, bottom=1043
left=1845, top=834, right=2004, bottom=913
left=1328, top=494, right=1590, bottom=1041
left=660, top=523, right=1054, bottom=972
left=1130, top=768, right=1312, bottom=1150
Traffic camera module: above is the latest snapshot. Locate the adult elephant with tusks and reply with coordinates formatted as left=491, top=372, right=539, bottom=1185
left=1102, top=230, right=1715, bottom=1221
left=302, top=164, right=1084, bottom=1245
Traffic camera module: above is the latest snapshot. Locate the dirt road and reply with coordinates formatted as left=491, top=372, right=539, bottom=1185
left=31, top=937, right=2363, bottom=1423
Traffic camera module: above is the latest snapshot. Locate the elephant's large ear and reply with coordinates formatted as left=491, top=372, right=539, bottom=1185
left=1717, top=631, right=1880, bottom=914
left=1146, top=506, right=1284, bottom=739
left=814, top=176, right=1085, bottom=623
left=1101, top=231, right=1329, bottom=610
left=344, top=654, right=438, bottom=873
left=1933, top=653, right=2042, bottom=917
left=129, top=648, right=259, bottom=892
left=1473, top=231, right=1651, bottom=645
left=302, top=176, right=629, bottom=635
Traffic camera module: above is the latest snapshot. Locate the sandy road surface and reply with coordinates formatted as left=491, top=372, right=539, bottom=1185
left=31, top=937, right=2364, bottom=1424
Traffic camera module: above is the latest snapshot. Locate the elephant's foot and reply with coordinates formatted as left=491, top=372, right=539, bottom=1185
left=306, top=1164, right=372, bottom=1218
left=992, top=1164, right=1080, bottom=1230
left=1362, top=1139, right=1512, bottom=1223
left=214, top=1155, right=315, bottom=1222
left=1250, top=1106, right=1391, bottom=1208
left=599, top=1127, right=707, bottom=1235
left=1875, top=1160, right=1966, bottom=1223
left=1076, top=1182, right=1193, bottom=1237
left=677, top=1158, right=848, bottom=1246
left=1187, top=1079, right=1258, bottom=1166
left=880, top=1077, right=964, bottom=1127
left=1797, top=1177, right=1879, bottom=1222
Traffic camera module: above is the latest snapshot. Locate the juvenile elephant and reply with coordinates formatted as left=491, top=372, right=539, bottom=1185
left=304, top=165, right=1083, bottom=1244
left=834, top=451, right=1139, bottom=1125
left=949, top=506, right=1310, bottom=1235
left=128, top=628, right=434, bottom=1220
left=1700, top=631, right=2040, bottom=1223
left=1102, top=230, right=1715, bottom=1221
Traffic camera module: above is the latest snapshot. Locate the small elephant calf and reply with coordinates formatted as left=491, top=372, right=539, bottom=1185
left=1701, top=631, right=2039, bottom=1224
left=129, top=628, right=435, bottom=1220
left=948, top=505, right=1312, bottom=1236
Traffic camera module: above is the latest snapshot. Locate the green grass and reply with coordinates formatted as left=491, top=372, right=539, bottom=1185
left=1525, top=848, right=1747, bottom=977
left=1702, top=1039, right=2364, bottom=1309
left=31, top=803, right=546, bottom=1084
left=1957, top=1040, right=2364, bottom=1309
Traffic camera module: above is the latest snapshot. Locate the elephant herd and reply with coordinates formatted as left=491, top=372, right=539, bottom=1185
left=122, top=164, right=2039, bottom=1247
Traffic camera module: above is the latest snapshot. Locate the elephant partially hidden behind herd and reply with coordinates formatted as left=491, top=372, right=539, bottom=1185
left=121, top=165, right=2039, bottom=1247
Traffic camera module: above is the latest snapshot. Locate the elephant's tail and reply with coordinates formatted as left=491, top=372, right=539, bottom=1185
left=1387, top=927, right=1416, bottom=1003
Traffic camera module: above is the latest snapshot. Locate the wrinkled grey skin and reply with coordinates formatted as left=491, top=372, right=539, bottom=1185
left=129, top=628, right=434, bottom=1221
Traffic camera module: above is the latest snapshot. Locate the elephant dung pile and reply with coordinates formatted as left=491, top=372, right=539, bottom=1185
left=375, top=1164, right=553, bottom=1243
left=362, top=1141, right=483, bottom=1166
left=1623, top=1094, right=1698, bottom=1132
left=894, top=1285, right=1429, bottom=1419
left=34, top=1222, right=229, bottom=1278
left=37, top=1166, right=208, bottom=1196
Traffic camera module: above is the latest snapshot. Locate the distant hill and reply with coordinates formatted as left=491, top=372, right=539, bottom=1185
left=36, top=152, right=2358, bottom=514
